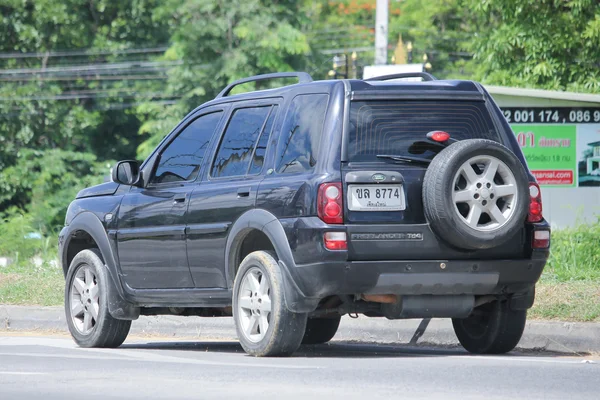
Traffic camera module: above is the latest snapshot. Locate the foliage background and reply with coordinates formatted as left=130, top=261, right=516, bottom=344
left=1, top=0, right=599, bottom=259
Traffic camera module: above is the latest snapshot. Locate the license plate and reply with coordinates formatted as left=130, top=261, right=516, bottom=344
left=348, top=185, right=405, bottom=211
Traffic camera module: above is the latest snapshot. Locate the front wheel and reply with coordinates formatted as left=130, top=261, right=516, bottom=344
left=64, top=249, right=131, bottom=348
left=452, top=300, right=526, bottom=354
left=233, top=251, right=307, bottom=357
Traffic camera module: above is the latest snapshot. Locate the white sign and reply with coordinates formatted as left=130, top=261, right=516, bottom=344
left=363, top=64, right=424, bottom=80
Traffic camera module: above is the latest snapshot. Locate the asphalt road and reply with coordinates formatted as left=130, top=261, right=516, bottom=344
left=0, top=335, right=597, bottom=400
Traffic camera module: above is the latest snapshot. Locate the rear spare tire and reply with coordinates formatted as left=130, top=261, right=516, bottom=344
left=423, top=139, right=529, bottom=250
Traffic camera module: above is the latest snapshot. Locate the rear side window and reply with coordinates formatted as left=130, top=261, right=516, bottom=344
left=276, top=94, right=329, bottom=174
left=348, top=101, right=499, bottom=162
left=211, top=106, right=271, bottom=178
left=248, top=105, right=278, bottom=175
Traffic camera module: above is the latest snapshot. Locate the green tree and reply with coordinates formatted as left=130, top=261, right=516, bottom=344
left=136, top=0, right=311, bottom=158
left=0, top=0, right=173, bottom=170
left=389, top=0, right=475, bottom=78
left=0, top=149, right=110, bottom=233
left=467, top=0, right=600, bottom=92
left=0, top=0, right=173, bottom=228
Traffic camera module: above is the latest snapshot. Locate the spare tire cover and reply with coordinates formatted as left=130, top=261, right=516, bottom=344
left=423, top=139, right=529, bottom=250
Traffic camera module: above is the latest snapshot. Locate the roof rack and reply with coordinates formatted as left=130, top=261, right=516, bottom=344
left=365, top=72, right=437, bottom=82
left=216, top=72, right=313, bottom=98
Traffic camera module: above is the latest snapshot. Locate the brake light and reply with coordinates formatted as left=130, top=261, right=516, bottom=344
left=427, top=130, right=450, bottom=143
left=324, top=232, right=347, bottom=250
left=528, top=182, right=543, bottom=223
left=532, top=230, right=550, bottom=249
left=318, top=182, right=343, bottom=224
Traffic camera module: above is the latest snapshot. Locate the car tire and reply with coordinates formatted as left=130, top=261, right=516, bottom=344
left=64, top=249, right=131, bottom=348
left=423, top=139, right=530, bottom=250
left=302, top=315, right=341, bottom=344
left=233, top=251, right=307, bottom=357
left=452, top=300, right=526, bottom=354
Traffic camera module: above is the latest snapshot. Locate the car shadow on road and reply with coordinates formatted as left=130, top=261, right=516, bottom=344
left=119, top=340, right=572, bottom=359
left=121, top=340, right=462, bottom=358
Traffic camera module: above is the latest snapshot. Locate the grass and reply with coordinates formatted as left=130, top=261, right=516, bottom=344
left=0, top=260, right=64, bottom=306
left=530, top=281, right=600, bottom=322
left=0, top=221, right=598, bottom=322
left=544, top=220, right=600, bottom=282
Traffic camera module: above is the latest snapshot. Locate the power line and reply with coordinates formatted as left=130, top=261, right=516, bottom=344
left=0, top=60, right=183, bottom=75
left=2, top=100, right=179, bottom=117
left=0, top=46, right=170, bottom=60
left=0, top=91, right=182, bottom=101
left=0, top=74, right=168, bottom=82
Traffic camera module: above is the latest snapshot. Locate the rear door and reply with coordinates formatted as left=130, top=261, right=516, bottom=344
left=186, top=101, right=279, bottom=288
left=342, top=98, right=525, bottom=260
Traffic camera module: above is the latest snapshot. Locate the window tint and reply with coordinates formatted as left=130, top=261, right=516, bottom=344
left=276, top=94, right=329, bottom=174
left=151, top=111, right=223, bottom=184
left=211, top=106, right=271, bottom=178
left=248, top=105, right=278, bottom=175
left=348, top=101, right=499, bottom=162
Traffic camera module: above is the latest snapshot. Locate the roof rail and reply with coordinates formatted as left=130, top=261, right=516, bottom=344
left=216, top=72, right=313, bottom=98
left=365, top=72, right=437, bottom=82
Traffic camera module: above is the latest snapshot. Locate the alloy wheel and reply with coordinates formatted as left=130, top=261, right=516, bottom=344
left=69, top=265, right=100, bottom=335
left=237, top=267, right=272, bottom=343
left=452, top=155, right=519, bottom=232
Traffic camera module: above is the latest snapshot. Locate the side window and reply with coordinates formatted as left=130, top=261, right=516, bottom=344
left=248, top=105, right=278, bottom=175
left=276, top=94, right=329, bottom=174
left=211, top=106, right=271, bottom=178
left=151, top=111, right=223, bottom=184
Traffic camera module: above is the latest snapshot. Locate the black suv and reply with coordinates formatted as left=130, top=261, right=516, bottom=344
left=59, top=72, right=550, bottom=356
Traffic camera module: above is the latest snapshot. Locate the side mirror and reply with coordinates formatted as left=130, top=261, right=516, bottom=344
left=111, top=160, right=141, bottom=186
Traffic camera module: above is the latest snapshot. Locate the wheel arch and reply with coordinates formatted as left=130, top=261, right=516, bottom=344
left=61, top=212, right=139, bottom=320
left=225, top=209, right=318, bottom=313
left=61, top=213, right=117, bottom=277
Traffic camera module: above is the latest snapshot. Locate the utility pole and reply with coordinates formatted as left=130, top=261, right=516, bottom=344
left=375, top=0, right=388, bottom=65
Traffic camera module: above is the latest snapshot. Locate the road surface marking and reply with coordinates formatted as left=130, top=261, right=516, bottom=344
left=0, top=372, right=47, bottom=375
left=447, top=355, right=596, bottom=365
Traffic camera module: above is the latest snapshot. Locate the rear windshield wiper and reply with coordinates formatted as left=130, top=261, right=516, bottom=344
left=376, top=154, right=431, bottom=164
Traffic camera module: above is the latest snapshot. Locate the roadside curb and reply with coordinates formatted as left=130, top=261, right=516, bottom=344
left=1, top=305, right=598, bottom=354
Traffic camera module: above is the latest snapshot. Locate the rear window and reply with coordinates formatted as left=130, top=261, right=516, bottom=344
left=348, top=100, right=499, bottom=162
left=276, top=94, right=329, bottom=174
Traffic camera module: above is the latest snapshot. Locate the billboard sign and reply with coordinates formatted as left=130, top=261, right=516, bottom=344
left=502, top=107, right=600, bottom=187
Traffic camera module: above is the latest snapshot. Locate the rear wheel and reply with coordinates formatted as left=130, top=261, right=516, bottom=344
left=65, top=249, right=131, bottom=348
left=302, top=315, right=341, bottom=344
left=452, top=300, right=526, bottom=354
left=233, top=251, right=307, bottom=357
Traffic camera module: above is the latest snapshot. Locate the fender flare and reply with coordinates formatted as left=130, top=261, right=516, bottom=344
left=61, top=212, right=139, bottom=320
left=225, top=209, right=320, bottom=313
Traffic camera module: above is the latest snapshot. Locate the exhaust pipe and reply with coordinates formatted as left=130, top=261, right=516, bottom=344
left=361, top=294, right=398, bottom=304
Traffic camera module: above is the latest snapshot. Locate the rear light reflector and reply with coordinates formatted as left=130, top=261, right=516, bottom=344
left=318, top=182, right=343, bottom=224
left=324, top=232, right=347, bottom=250
left=528, top=182, right=543, bottom=223
left=532, top=230, right=550, bottom=249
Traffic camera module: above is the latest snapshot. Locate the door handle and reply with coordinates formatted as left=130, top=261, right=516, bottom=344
left=237, top=187, right=251, bottom=198
left=173, top=193, right=188, bottom=204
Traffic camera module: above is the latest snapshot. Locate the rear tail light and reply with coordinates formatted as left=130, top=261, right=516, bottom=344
left=324, top=232, right=347, bottom=250
left=318, top=182, right=343, bottom=224
left=528, top=182, right=543, bottom=223
left=532, top=230, right=550, bottom=249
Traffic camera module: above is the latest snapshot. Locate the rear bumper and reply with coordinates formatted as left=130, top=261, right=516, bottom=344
left=281, top=252, right=548, bottom=312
